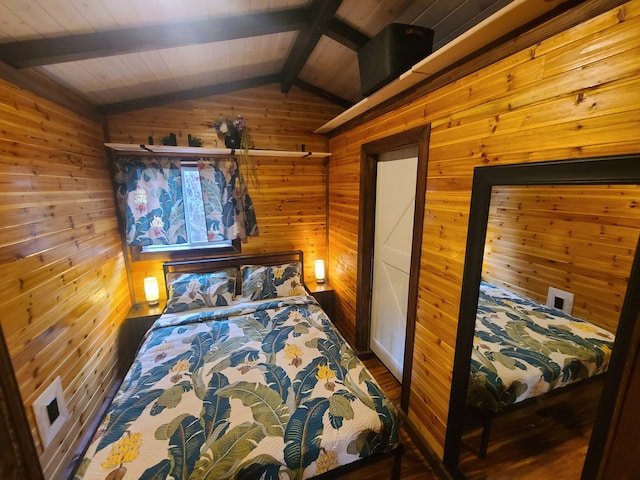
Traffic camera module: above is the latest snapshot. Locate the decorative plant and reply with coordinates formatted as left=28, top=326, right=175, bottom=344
left=188, top=134, right=204, bottom=147
left=213, top=115, right=253, bottom=150
left=212, top=115, right=258, bottom=188
left=161, top=133, right=177, bottom=146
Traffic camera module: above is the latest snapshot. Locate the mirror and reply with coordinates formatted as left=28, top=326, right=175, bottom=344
left=443, top=156, right=640, bottom=479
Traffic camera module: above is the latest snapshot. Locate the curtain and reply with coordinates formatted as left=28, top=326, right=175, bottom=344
left=122, top=157, right=185, bottom=245
left=197, top=158, right=259, bottom=241
left=114, top=156, right=258, bottom=246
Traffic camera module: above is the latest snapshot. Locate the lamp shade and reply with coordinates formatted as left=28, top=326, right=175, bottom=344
left=144, top=277, right=160, bottom=306
left=314, top=259, right=326, bottom=284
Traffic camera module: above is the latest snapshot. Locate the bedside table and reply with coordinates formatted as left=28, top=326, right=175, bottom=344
left=306, top=281, right=335, bottom=319
left=119, top=301, right=166, bottom=374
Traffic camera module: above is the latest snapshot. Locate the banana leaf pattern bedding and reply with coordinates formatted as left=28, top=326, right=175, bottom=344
left=468, top=281, right=615, bottom=413
left=76, top=295, right=400, bottom=480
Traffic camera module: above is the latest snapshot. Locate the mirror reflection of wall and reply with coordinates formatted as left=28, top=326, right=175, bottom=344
left=484, top=184, right=638, bottom=332
left=458, top=183, right=640, bottom=479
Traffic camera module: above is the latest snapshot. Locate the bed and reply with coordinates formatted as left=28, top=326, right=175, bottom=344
left=467, top=280, right=615, bottom=458
left=75, top=251, right=401, bottom=480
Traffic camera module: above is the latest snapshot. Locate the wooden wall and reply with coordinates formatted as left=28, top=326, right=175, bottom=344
left=0, top=78, right=130, bottom=479
left=483, top=184, right=640, bottom=333
left=327, top=0, right=640, bottom=458
left=107, top=84, right=343, bottom=303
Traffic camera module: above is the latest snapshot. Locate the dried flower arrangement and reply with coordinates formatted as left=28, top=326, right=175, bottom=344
left=212, top=115, right=258, bottom=189
left=213, top=115, right=253, bottom=150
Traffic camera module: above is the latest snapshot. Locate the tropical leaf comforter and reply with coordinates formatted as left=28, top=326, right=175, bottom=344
left=468, top=281, right=615, bottom=413
left=76, top=295, right=400, bottom=480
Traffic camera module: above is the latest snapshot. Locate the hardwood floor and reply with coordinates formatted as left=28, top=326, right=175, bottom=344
left=362, top=357, right=443, bottom=480
left=457, top=379, right=603, bottom=479
left=362, top=356, right=602, bottom=480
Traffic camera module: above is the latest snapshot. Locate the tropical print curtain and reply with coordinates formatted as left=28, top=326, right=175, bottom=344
left=121, top=157, right=185, bottom=245
left=197, top=158, right=259, bottom=241
left=113, top=156, right=258, bottom=246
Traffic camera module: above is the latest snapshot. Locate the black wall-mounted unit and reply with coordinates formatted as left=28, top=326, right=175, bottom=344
left=358, top=23, right=434, bottom=97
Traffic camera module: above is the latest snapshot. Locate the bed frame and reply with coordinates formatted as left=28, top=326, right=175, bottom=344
left=163, top=250, right=305, bottom=297
left=162, top=250, right=403, bottom=480
left=469, top=374, right=606, bottom=459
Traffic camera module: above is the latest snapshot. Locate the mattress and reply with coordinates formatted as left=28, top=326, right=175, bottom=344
left=75, top=295, right=400, bottom=479
left=468, top=281, right=615, bottom=413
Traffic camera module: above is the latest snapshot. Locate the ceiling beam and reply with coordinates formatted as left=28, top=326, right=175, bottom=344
left=0, top=9, right=308, bottom=68
left=324, top=18, right=370, bottom=50
left=293, top=79, right=353, bottom=109
left=280, top=0, right=343, bottom=94
left=97, top=74, right=281, bottom=115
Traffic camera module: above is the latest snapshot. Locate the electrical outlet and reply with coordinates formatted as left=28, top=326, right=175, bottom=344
left=33, top=376, right=68, bottom=448
left=546, top=287, right=574, bottom=315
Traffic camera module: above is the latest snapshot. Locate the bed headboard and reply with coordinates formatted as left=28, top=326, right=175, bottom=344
left=162, top=250, right=304, bottom=297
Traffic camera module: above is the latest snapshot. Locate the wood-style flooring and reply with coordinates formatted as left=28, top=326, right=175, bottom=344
left=457, top=379, right=602, bottom=479
left=364, top=355, right=602, bottom=480
left=362, top=357, right=442, bottom=480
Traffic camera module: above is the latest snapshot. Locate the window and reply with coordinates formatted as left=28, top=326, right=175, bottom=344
left=141, top=166, right=233, bottom=254
left=118, top=156, right=258, bottom=256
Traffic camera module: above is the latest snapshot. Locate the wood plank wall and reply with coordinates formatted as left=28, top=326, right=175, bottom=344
left=0, top=78, right=130, bottom=479
left=107, top=84, right=343, bottom=303
left=483, top=184, right=640, bottom=333
left=327, top=0, right=640, bottom=458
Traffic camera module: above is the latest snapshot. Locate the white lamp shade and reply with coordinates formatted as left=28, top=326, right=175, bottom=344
left=314, top=259, right=326, bottom=283
left=144, top=277, right=160, bottom=305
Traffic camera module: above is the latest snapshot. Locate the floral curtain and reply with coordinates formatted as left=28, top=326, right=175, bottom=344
left=113, top=156, right=258, bottom=246
left=119, top=157, right=185, bottom=245
left=197, top=158, right=259, bottom=241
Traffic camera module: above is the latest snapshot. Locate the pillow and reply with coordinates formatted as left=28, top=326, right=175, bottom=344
left=165, top=268, right=236, bottom=313
left=241, top=262, right=306, bottom=300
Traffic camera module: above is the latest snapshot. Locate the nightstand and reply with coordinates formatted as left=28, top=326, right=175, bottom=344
left=119, top=301, right=166, bottom=374
left=306, top=281, right=335, bottom=319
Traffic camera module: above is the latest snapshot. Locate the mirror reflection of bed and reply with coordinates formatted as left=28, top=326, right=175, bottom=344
left=457, top=182, right=640, bottom=479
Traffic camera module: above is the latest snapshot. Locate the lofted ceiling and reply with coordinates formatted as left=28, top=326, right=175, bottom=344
left=0, top=0, right=550, bottom=116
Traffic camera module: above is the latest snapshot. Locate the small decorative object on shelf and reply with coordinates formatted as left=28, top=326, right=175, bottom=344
left=188, top=134, right=203, bottom=147
left=213, top=115, right=253, bottom=150
left=225, top=134, right=240, bottom=148
left=212, top=115, right=258, bottom=188
left=161, top=132, right=177, bottom=146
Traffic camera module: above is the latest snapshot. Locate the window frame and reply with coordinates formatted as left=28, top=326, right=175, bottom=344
left=128, top=161, right=242, bottom=260
left=130, top=238, right=241, bottom=261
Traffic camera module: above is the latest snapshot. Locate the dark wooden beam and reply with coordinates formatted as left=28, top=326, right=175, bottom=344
left=97, top=74, right=281, bottom=115
left=0, top=9, right=308, bottom=68
left=293, top=79, right=353, bottom=109
left=324, top=18, right=370, bottom=50
left=280, top=0, right=343, bottom=94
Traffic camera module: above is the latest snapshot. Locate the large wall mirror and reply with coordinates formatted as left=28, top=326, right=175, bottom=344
left=443, top=156, right=640, bottom=479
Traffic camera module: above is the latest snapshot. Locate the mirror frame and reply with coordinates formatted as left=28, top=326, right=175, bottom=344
left=443, top=155, right=640, bottom=479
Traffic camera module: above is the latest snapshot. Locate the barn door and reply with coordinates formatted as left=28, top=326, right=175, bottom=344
left=370, top=146, right=418, bottom=381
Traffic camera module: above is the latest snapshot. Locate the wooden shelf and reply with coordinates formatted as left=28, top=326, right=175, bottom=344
left=314, top=0, right=565, bottom=134
left=105, top=143, right=330, bottom=158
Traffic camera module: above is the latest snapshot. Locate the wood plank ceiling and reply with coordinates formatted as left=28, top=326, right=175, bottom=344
left=0, top=0, right=515, bottom=114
